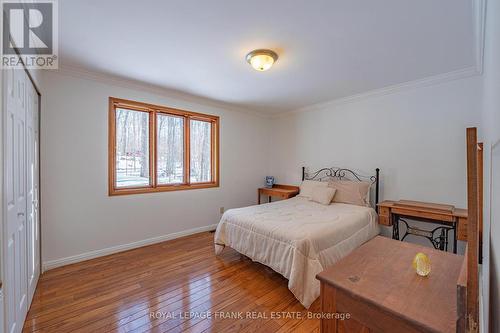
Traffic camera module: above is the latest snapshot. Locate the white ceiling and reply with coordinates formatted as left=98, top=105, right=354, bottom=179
left=60, top=0, right=476, bottom=114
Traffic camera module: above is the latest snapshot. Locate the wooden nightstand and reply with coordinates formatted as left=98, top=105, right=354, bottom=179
left=378, top=200, right=468, bottom=253
left=258, top=184, right=299, bottom=204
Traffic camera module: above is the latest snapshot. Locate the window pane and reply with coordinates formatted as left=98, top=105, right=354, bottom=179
left=157, top=114, right=184, bottom=184
left=115, top=108, right=150, bottom=188
left=190, top=119, right=212, bottom=183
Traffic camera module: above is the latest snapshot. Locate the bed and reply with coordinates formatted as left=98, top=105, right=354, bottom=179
left=213, top=167, right=381, bottom=308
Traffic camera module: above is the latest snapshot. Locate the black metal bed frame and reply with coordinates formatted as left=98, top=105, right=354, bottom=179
left=300, top=167, right=458, bottom=252
left=301, top=166, right=380, bottom=211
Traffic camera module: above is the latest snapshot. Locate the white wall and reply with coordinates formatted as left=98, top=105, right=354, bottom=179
left=270, top=76, right=481, bottom=205
left=40, top=71, right=270, bottom=267
left=269, top=76, right=482, bottom=243
left=480, top=0, right=500, bottom=331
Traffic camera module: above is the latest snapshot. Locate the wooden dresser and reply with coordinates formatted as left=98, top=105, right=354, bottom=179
left=316, top=236, right=464, bottom=333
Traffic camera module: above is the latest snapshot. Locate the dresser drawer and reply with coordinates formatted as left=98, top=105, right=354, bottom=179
left=378, top=206, right=391, bottom=226
left=378, top=214, right=391, bottom=226
left=379, top=206, right=390, bottom=217
left=457, top=217, right=467, bottom=241
left=391, top=207, right=455, bottom=223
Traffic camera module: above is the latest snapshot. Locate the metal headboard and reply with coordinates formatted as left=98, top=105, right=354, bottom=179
left=302, top=166, right=380, bottom=211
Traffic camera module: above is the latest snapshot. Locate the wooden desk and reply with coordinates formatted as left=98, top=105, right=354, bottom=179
left=316, top=236, right=464, bottom=333
left=257, top=184, right=299, bottom=204
left=378, top=200, right=468, bottom=253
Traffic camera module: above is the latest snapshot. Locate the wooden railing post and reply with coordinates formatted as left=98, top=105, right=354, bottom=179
left=465, top=127, right=479, bottom=333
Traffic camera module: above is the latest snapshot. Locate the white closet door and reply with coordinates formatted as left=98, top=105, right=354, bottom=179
left=26, top=77, right=40, bottom=304
left=4, top=68, right=28, bottom=333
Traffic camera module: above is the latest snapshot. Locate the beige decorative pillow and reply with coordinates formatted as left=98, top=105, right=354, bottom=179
left=311, top=187, right=337, bottom=205
left=297, top=180, right=329, bottom=199
left=328, top=180, right=371, bottom=207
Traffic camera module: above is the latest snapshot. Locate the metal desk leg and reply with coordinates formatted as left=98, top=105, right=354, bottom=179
left=453, top=223, right=457, bottom=254
left=439, top=229, right=447, bottom=251
left=392, top=214, right=400, bottom=240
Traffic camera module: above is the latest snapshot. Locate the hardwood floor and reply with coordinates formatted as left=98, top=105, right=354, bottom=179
left=23, top=232, right=320, bottom=332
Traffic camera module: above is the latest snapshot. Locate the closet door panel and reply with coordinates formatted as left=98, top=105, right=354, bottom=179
left=4, top=67, right=18, bottom=333
left=17, top=70, right=28, bottom=321
left=33, top=95, right=40, bottom=279
left=3, top=68, right=28, bottom=333
left=26, top=78, right=39, bottom=303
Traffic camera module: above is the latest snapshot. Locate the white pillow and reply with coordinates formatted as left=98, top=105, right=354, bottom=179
left=311, top=187, right=337, bottom=205
left=328, top=180, right=371, bottom=207
left=297, top=180, right=329, bottom=199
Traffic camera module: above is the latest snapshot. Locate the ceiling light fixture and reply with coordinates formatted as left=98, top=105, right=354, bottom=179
left=246, top=49, right=278, bottom=71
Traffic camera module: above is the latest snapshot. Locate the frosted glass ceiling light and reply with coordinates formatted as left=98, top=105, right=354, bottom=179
left=246, top=49, right=278, bottom=71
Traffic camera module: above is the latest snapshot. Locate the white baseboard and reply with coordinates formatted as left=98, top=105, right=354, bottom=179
left=42, top=224, right=218, bottom=272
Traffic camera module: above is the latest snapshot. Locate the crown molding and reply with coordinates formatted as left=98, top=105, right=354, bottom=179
left=271, top=0, right=486, bottom=118
left=51, top=64, right=271, bottom=119
left=272, top=66, right=481, bottom=119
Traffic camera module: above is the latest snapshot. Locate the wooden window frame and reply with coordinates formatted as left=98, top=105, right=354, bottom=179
left=108, top=97, right=219, bottom=196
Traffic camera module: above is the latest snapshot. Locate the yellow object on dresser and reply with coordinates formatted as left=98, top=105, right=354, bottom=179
left=412, top=252, right=431, bottom=276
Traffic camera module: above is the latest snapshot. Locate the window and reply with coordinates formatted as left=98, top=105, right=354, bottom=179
left=109, top=97, right=219, bottom=195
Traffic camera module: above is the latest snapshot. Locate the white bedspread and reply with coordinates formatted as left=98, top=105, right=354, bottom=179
left=214, top=197, right=379, bottom=308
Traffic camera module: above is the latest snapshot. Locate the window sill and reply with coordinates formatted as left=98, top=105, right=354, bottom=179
left=109, top=182, right=219, bottom=196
